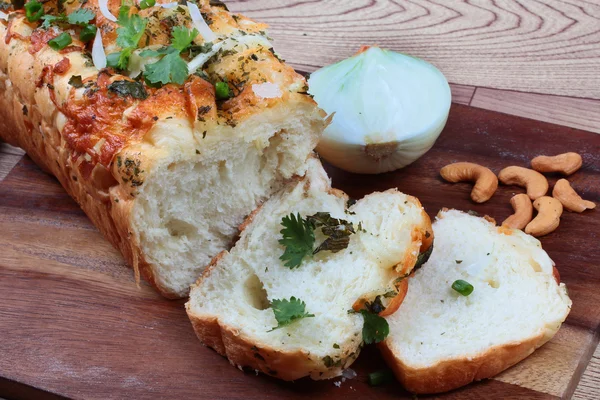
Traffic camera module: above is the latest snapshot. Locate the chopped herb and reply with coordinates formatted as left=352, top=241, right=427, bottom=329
left=307, top=212, right=355, bottom=254
left=455, top=260, right=463, bottom=264
left=368, top=369, right=394, bottom=386
left=144, top=50, right=188, bottom=85
left=268, top=297, right=314, bottom=331
left=41, top=9, right=95, bottom=29
left=215, top=81, right=231, bottom=100
left=25, top=0, right=44, bottom=22
left=68, top=75, right=84, bottom=88
left=333, top=343, right=339, bottom=349
left=452, top=279, right=474, bottom=296
left=364, top=295, right=386, bottom=314
left=139, top=0, right=155, bottom=10
left=79, top=24, right=97, bottom=43
left=413, top=242, right=434, bottom=271
left=107, top=80, right=148, bottom=100
left=383, top=290, right=397, bottom=298
left=171, top=26, right=198, bottom=52
left=278, top=213, right=315, bottom=269
left=48, top=33, right=72, bottom=51
left=322, top=355, right=334, bottom=368
left=360, top=310, right=389, bottom=344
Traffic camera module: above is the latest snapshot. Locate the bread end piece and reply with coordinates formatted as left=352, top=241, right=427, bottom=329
left=380, top=209, right=571, bottom=394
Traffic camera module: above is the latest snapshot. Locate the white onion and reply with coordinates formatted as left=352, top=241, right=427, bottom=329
left=187, top=2, right=217, bottom=42
left=252, top=82, right=281, bottom=99
left=308, top=46, right=451, bottom=174
left=0, top=11, right=8, bottom=21
left=98, top=0, right=117, bottom=22
left=187, top=42, right=223, bottom=74
left=92, top=29, right=107, bottom=69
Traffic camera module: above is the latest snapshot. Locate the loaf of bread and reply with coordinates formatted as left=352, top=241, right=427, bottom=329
left=379, top=209, right=572, bottom=394
left=186, top=158, right=433, bottom=380
left=0, top=1, right=325, bottom=297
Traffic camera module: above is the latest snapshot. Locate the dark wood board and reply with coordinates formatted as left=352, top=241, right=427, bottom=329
left=1, top=103, right=599, bottom=400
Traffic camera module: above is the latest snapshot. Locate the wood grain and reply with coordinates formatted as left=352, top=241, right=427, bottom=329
left=0, top=142, right=24, bottom=182
left=228, top=0, right=600, bottom=99
left=471, top=88, right=600, bottom=134
left=450, top=84, right=476, bottom=106
left=573, top=343, right=600, bottom=400
left=1, top=104, right=599, bottom=399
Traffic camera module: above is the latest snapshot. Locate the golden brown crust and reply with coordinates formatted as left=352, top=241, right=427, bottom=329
left=378, top=333, right=547, bottom=394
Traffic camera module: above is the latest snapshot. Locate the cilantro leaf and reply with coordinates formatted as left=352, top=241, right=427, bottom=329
left=278, top=213, right=315, bottom=269
left=116, top=6, right=147, bottom=49
left=139, top=47, right=173, bottom=58
left=171, top=26, right=199, bottom=52
left=106, top=49, right=133, bottom=70
left=144, top=51, right=188, bottom=85
left=360, top=310, right=389, bottom=344
left=108, top=80, right=148, bottom=100
left=41, top=14, right=63, bottom=29
left=269, top=297, right=314, bottom=331
left=67, top=9, right=95, bottom=26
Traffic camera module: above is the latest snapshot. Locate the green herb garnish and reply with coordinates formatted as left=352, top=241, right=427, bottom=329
left=139, top=0, right=155, bottom=10
left=68, top=75, right=83, bottom=88
left=368, top=369, right=395, bottom=386
left=268, top=297, right=314, bottom=331
left=142, top=27, right=198, bottom=85
left=360, top=310, right=389, bottom=344
left=413, top=242, right=434, bottom=271
left=307, top=212, right=355, bottom=254
left=278, top=213, right=315, bottom=269
left=113, top=5, right=147, bottom=70
left=41, top=9, right=95, bottom=29
left=48, top=32, right=72, bottom=51
left=79, top=24, right=97, bottom=43
left=452, top=279, right=474, bottom=296
left=25, top=0, right=44, bottom=22
left=108, top=80, right=148, bottom=100
left=215, top=81, right=231, bottom=100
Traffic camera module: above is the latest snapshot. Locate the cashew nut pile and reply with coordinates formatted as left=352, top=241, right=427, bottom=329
left=440, top=152, right=595, bottom=238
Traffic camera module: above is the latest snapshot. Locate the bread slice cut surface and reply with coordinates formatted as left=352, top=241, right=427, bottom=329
left=186, top=159, right=432, bottom=381
left=380, top=209, right=572, bottom=394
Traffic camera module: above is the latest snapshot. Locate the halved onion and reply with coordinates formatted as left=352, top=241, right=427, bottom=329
left=187, top=2, right=217, bottom=42
left=98, top=0, right=117, bottom=22
left=92, top=29, right=107, bottom=69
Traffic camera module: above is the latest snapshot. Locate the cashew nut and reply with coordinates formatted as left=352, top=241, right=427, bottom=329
left=498, top=166, right=548, bottom=200
left=552, top=179, right=596, bottom=213
left=502, top=193, right=533, bottom=230
left=440, top=162, right=498, bottom=203
left=525, top=196, right=563, bottom=237
left=531, top=152, right=582, bottom=176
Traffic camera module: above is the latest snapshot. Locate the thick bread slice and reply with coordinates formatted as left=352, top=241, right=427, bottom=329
left=186, top=159, right=432, bottom=381
left=380, top=209, right=572, bottom=394
left=0, top=2, right=325, bottom=298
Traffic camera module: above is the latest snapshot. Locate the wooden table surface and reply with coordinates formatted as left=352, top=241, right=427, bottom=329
left=1, top=0, right=599, bottom=399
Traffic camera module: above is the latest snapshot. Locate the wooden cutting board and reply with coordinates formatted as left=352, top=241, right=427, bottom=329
left=1, top=103, right=599, bottom=400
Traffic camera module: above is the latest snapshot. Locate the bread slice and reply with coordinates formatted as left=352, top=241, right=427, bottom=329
left=379, top=209, right=572, bottom=394
left=186, top=158, right=432, bottom=380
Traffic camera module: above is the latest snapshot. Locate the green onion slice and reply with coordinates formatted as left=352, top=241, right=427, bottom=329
left=48, top=33, right=72, bottom=51
left=452, top=279, right=474, bottom=296
left=215, top=81, right=231, bottom=100
left=25, top=0, right=44, bottom=22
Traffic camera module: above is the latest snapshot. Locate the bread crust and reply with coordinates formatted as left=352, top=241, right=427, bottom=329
left=0, top=4, right=320, bottom=298
left=378, top=331, right=550, bottom=394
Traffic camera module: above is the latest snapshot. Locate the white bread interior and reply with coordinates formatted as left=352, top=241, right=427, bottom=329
left=186, top=158, right=431, bottom=380
left=128, top=100, right=322, bottom=297
left=380, top=209, right=572, bottom=394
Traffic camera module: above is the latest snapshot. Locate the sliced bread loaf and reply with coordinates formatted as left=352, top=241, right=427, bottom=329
left=379, top=209, right=572, bottom=394
left=186, top=158, right=432, bottom=380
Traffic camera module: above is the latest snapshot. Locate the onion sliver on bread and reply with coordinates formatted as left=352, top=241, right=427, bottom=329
left=0, top=2, right=325, bottom=297
left=380, top=209, right=572, bottom=394
left=186, top=159, right=433, bottom=380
